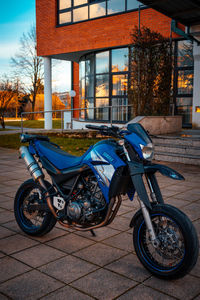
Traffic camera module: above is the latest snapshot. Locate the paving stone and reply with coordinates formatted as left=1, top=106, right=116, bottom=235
left=0, top=211, right=15, bottom=224
left=75, top=226, right=119, bottom=241
left=0, top=270, right=64, bottom=300
left=0, top=293, right=10, bottom=299
left=0, top=256, right=31, bottom=283
left=74, top=243, right=126, bottom=266
left=144, top=274, right=200, bottom=300
left=0, top=200, right=14, bottom=211
left=182, top=203, right=200, bottom=221
left=12, top=244, right=66, bottom=267
left=117, top=284, right=175, bottom=300
left=0, top=226, right=15, bottom=239
left=39, top=255, right=98, bottom=283
left=108, top=215, right=131, bottom=231
left=106, top=253, right=150, bottom=282
left=2, top=220, right=22, bottom=234
left=0, top=234, right=38, bottom=254
left=103, top=232, right=134, bottom=252
left=71, top=268, right=137, bottom=300
left=165, top=198, right=191, bottom=208
left=47, top=233, right=94, bottom=254
left=190, top=256, right=200, bottom=278
left=41, top=285, right=94, bottom=300
left=174, top=191, right=200, bottom=202
left=0, top=195, right=12, bottom=203
left=30, top=227, right=68, bottom=242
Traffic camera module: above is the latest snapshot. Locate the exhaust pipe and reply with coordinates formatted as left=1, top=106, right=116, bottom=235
left=19, top=146, right=44, bottom=181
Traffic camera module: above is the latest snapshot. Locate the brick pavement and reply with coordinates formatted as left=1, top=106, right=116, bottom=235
left=0, top=147, right=199, bottom=300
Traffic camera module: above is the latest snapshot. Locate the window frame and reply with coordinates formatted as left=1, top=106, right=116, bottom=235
left=79, top=46, right=130, bottom=122
left=57, top=0, right=147, bottom=27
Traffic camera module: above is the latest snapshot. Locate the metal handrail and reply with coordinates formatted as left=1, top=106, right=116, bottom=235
left=21, top=104, right=133, bottom=133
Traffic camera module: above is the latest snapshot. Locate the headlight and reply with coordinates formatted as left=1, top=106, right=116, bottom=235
left=140, top=143, right=154, bottom=160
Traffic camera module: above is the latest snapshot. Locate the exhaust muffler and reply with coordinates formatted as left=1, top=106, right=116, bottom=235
left=19, top=146, right=44, bottom=181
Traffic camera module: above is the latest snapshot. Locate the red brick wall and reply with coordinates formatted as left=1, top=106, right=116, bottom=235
left=72, top=62, right=79, bottom=119
left=36, top=1, right=176, bottom=57
left=36, top=1, right=182, bottom=117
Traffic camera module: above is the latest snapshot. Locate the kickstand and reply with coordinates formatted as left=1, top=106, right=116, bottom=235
left=90, top=229, right=96, bottom=237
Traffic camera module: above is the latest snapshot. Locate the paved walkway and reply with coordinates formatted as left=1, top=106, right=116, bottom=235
left=0, top=147, right=199, bottom=300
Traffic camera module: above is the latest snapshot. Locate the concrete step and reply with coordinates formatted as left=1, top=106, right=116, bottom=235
left=152, top=136, right=200, bottom=147
left=154, top=143, right=200, bottom=156
left=152, top=136, right=200, bottom=165
left=154, top=152, right=200, bottom=165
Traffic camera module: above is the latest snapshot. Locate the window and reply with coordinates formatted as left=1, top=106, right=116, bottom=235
left=90, top=2, right=106, bottom=18
left=174, top=40, right=194, bottom=126
left=58, top=0, right=143, bottom=25
left=107, top=0, right=125, bottom=15
left=59, top=0, right=71, bottom=10
left=79, top=47, right=129, bottom=122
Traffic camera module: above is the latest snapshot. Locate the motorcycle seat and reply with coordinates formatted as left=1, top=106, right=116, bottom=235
left=36, top=140, right=91, bottom=170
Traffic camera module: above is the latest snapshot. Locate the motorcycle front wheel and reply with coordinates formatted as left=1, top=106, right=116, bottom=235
left=133, top=204, right=199, bottom=279
left=14, top=179, right=57, bottom=236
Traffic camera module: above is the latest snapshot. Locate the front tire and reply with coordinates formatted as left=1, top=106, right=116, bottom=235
left=14, top=179, right=57, bottom=236
left=133, top=204, right=199, bottom=279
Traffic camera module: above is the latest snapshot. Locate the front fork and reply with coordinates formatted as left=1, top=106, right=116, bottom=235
left=125, top=158, right=160, bottom=247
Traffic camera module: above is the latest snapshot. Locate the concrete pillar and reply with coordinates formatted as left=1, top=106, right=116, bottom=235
left=44, top=57, right=52, bottom=130
left=192, top=42, right=200, bottom=127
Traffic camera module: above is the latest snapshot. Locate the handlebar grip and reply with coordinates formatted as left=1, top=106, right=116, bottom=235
left=86, top=125, right=101, bottom=130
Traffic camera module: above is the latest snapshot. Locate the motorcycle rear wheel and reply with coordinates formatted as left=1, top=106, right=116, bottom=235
left=14, top=179, right=57, bottom=236
left=133, top=204, right=199, bottom=279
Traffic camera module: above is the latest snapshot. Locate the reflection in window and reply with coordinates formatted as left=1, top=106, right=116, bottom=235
left=74, top=0, right=87, bottom=6
left=59, top=0, right=71, bottom=10
left=86, top=76, right=94, bottom=97
left=90, top=2, right=106, bottom=18
left=96, top=51, right=109, bottom=74
left=85, top=98, right=94, bottom=119
left=59, top=12, right=71, bottom=24
left=96, top=74, right=109, bottom=97
left=178, top=70, right=193, bottom=94
left=73, top=6, right=88, bottom=22
left=79, top=61, right=85, bottom=80
left=127, top=0, right=139, bottom=10
left=86, top=55, right=95, bottom=75
left=176, top=103, right=192, bottom=124
left=112, top=74, right=128, bottom=96
left=112, top=98, right=128, bottom=121
left=177, top=40, right=193, bottom=67
left=112, top=48, right=128, bottom=72
left=107, top=0, right=125, bottom=15
left=96, top=98, right=109, bottom=120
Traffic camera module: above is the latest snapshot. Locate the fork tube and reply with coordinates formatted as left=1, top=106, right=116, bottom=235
left=145, top=175, right=157, bottom=203
left=138, top=198, right=159, bottom=247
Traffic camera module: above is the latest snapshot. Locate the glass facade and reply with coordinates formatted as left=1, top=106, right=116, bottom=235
left=79, top=47, right=129, bottom=121
left=58, top=0, right=142, bottom=25
left=174, top=40, right=194, bottom=126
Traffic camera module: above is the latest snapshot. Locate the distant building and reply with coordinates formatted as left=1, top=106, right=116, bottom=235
left=36, top=0, right=200, bottom=129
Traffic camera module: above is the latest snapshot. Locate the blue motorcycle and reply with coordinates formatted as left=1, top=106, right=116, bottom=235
left=14, top=123, right=199, bottom=279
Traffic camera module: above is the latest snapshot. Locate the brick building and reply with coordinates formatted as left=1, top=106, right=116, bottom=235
left=36, top=0, right=200, bottom=129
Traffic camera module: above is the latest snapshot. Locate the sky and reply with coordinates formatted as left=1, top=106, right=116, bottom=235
left=0, top=0, right=71, bottom=92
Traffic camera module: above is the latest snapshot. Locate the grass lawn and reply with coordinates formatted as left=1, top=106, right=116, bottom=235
left=0, top=128, right=12, bottom=131
left=5, top=119, right=62, bottom=129
left=0, top=133, right=101, bottom=156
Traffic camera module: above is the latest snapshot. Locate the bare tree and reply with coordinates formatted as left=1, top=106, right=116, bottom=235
left=0, top=78, right=19, bottom=128
left=11, top=26, right=43, bottom=118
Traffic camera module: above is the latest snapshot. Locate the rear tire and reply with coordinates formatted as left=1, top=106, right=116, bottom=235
left=133, top=204, right=199, bottom=279
left=14, top=179, right=57, bottom=236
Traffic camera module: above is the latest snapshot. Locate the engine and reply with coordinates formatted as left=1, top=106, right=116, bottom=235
left=66, top=176, right=106, bottom=225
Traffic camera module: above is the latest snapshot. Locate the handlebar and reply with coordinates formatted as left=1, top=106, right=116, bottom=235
left=86, top=124, right=121, bottom=137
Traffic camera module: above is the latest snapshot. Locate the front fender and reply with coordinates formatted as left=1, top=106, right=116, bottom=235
left=144, top=163, right=184, bottom=180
